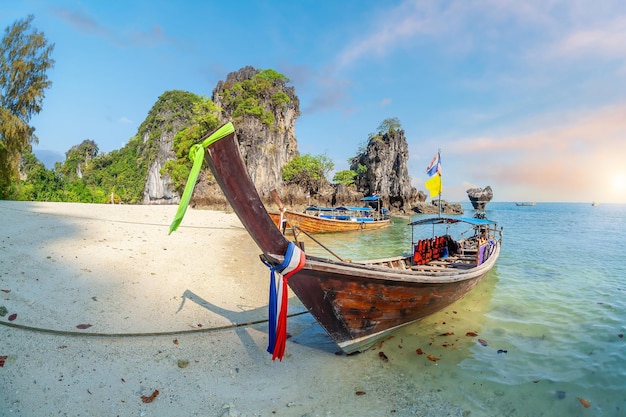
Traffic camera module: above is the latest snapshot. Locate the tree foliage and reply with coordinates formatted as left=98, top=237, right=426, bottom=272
left=282, top=154, right=333, bottom=192
left=218, top=69, right=291, bottom=127
left=162, top=95, right=220, bottom=193
left=17, top=152, right=63, bottom=201
left=367, top=117, right=402, bottom=141
left=0, top=15, right=54, bottom=198
left=82, top=140, right=146, bottom=203
left=333, top=169, right=357, bottom=186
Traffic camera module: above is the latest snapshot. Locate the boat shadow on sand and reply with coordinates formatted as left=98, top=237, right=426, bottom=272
left=176, top=289, right=340, bottom=354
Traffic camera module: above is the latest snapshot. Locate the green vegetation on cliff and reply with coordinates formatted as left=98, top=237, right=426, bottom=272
left=282, top=153, right=334, bottom=192
left=217, top=69, right=291, bottom=126
left=333, top=169, right=358, bottom=186
left=162, top=94, right=220, bottom=195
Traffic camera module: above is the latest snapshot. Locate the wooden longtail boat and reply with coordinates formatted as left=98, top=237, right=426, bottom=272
left=201, top=124, right=503, bottom=354
left=269, top=194, right=391, bottom=234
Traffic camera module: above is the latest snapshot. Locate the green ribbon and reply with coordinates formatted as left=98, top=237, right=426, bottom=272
left=169, top=122, right=235, bottom=234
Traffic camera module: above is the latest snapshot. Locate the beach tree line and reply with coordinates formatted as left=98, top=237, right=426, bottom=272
left=18, top=90, right=201, bottom=203
left=14, top=111, right=402, bottom=203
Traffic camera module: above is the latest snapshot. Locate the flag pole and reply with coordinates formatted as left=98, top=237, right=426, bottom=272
left=438, top=149, right=442, bottom=218
left=425, top=150, right=443, bottom=217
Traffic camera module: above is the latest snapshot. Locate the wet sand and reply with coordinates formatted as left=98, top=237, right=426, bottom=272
left=0, top=201, right=466, bottom=416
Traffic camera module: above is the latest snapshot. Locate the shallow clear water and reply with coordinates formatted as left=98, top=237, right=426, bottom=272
left=301, top=202, right=626, bottom=416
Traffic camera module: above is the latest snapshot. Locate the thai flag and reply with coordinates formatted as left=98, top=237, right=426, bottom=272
left=266, top=242, right=306, bottom=361
left=426, top=152, right=441, bottom=177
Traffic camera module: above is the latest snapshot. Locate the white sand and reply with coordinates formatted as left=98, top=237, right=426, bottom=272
left=0, top=201, right=465, bottom=417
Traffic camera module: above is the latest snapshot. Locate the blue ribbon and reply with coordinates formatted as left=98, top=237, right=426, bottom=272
left=261, top=242, right=296, bottom=354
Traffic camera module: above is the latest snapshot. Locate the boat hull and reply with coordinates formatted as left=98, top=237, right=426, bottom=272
left=286, top=248, right=498, bottom=353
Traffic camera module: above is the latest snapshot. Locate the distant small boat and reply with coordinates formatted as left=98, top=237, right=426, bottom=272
left=592, top=202, right=600, bottom=206
left=515, top=202, right=536, bottom=206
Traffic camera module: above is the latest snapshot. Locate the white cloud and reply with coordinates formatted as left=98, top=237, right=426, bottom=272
left=551, top=17, right=626, bottom=59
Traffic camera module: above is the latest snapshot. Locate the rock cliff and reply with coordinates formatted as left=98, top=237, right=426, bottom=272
left=142, top=131, right=179, bottom=204
left=140, top=91, right=200, bottom=204
left=350, top=129, right=420, bottom=213
left=212, top=66, right=300, bottom=196
left=188, top=67, right=300, bottom=207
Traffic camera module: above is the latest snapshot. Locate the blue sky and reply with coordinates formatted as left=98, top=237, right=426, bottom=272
left=3, top=0, right=626, bottom=203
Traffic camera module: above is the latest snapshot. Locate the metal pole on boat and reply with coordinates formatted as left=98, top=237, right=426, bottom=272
left=438, top=149, right=442, bottom=218
left=411, top=223, right=415, bottom=255
left=438, top=194, right=442, bottom=218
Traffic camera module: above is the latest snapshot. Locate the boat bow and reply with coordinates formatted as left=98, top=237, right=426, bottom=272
left=204, top=128, right=290, bottom=257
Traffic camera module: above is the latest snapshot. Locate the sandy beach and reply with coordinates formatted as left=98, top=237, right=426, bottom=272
left=0, top=201, right=467, bottom=417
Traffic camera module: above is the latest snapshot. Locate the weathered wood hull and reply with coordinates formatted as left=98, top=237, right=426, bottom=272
left=269, top=210, right=391, bottom=233
left=271, top=246, right=499, bottom=352
left=204, top=128, right=501, bottom=354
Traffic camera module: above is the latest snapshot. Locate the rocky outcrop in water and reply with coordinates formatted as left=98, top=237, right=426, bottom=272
left=466, top=186, right=493, bottom=210
left=412, top=200, right=463, bottom=214
left=350, top=129, right=420, bottom=213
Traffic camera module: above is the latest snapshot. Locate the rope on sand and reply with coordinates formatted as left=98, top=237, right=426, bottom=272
left=0, top=310, right=309, bottom=338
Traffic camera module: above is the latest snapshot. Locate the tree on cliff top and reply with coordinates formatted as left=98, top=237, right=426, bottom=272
left=217, top=69, right=291, bottom=127
left=368, top=117, right=402, bottom=141
left=0, top=15, right=54, bottom=198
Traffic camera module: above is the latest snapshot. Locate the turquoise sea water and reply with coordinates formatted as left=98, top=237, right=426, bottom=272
left=302, top=202, right=626, bottom=416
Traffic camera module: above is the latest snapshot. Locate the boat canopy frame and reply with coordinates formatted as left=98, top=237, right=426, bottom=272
left=408, top=215, right=501, bottom=254
left=306, top=205, right=374, bottom=213
left=408, top=216, right=497, bottom=227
